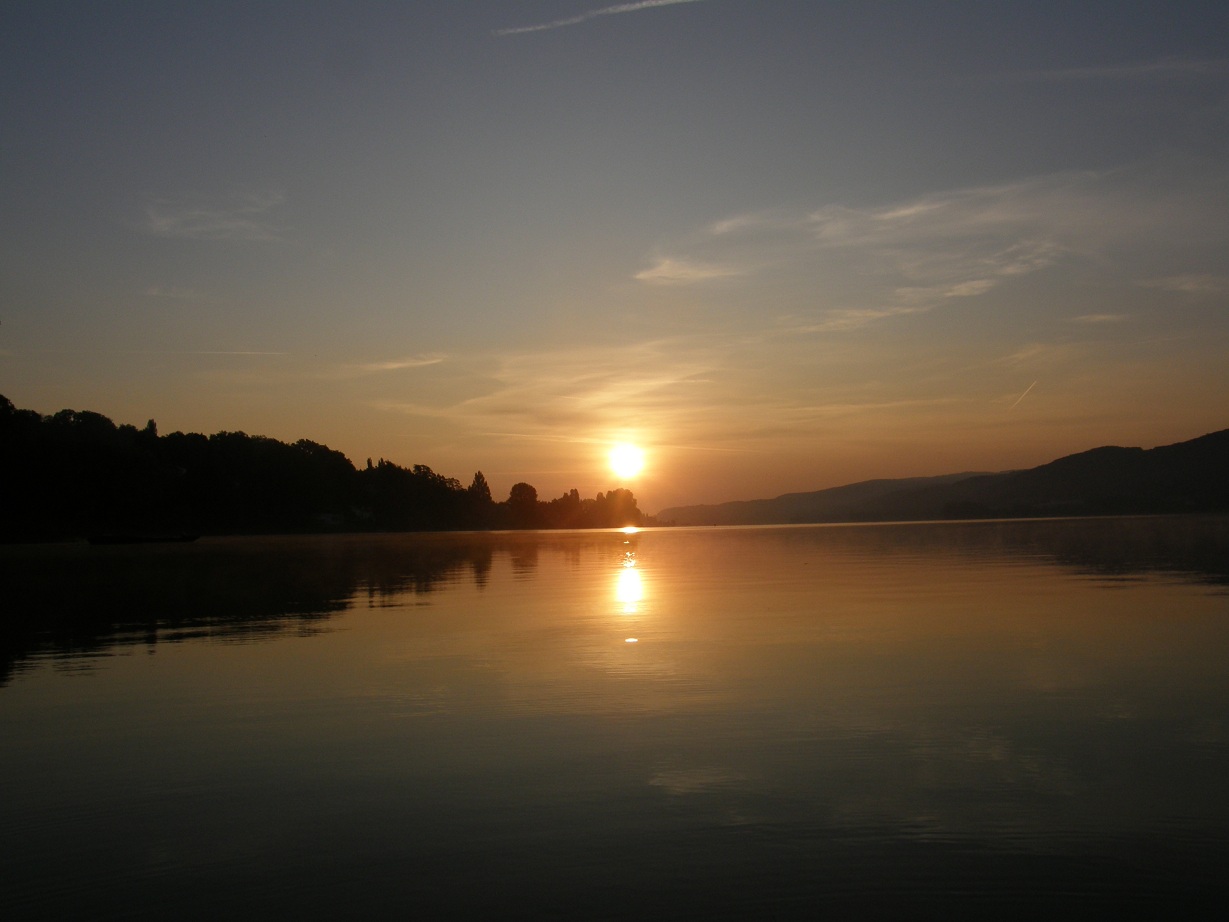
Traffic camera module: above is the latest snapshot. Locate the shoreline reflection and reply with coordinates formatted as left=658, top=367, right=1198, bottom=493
left=4, top=516, right=1228, bottom=687
left=3, top=518, right=1229, bottom=918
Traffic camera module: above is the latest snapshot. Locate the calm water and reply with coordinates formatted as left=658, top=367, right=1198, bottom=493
left=3, top=518, right=1229, bottom=919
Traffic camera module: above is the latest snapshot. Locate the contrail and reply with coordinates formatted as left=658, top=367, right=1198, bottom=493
left=1009, top=380, right=1037, bottom=409
left=494, top=0, right=707, bottom=36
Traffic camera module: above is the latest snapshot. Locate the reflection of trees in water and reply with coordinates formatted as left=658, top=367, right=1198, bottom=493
left=0, top=533, right=542, bottom=687
left=470, top=548, right=493, bottom=589
left=1020, top=515, right=1229, bottom=584
left=936, top=516, right=1229, bottom=584
left=511, top=545, right=539, bottom=578
left=9, top=519, right=1220, bottom=687
left=747, top=515, right=1229, bottom=585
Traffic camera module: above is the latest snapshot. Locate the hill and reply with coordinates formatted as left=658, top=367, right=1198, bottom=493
left=656, top=429, right=1229, bottom=525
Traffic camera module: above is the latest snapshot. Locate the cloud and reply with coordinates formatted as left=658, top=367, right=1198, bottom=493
left=635, top=177, right=1089, bottom=325
left=1070, top=313, right=1129, bottom=324
left=370, top=336, right=728, bottom=448
left=494, top=0, right=707, bottom=36
left=703, top=178, right=1089, bottom=280
left=943, top=279, right=998, bottom=297
left=349, top=354, right=446, bottom=373
left=323, top=354, right=447, bottom=380
left=789, top=307, right=926, bottom=334
left=803, top=179, right=1091, bottom=256
left=637, top=162, right=1229, bottom=340
left=707, top=212, right=805, bottom=237
left=893, top=279, right=998, bottom=305
left=364, top=325, right=991, bottom=466
left=634, top=256, right=745, bottom=284
left=369, top=399, right=453, bottom=419
left=463, top=341, right=713, bottom=427
left=133, top=350, right=288, bottom=356
left=1014, top=58, right=1229, bottom=83
left=145, top=192, right=285, bottom=241
left=997, top=342, right=1085, bottom=370
left=1138, top=274, right=1228, bottom=294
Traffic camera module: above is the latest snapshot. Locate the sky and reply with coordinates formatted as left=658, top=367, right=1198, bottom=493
left=2, top=1, right=1227, bottom=513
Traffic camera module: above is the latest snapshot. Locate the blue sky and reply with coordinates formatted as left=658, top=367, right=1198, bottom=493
left=3, top=1, right=1227, bottom=510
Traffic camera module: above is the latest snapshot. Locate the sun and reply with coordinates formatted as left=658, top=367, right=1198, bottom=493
left=609, top=443, right=646, bottom=480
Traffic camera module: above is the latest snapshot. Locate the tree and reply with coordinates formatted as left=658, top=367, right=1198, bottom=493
left=506, top=481, right=540, bottom=529
left=544, top=488, right=582, bottom=528
left=0, top=393, right=654, bottom=540
left=468, top=471, right=492, bottom=503
left=462, top=470, right=497, bottom=528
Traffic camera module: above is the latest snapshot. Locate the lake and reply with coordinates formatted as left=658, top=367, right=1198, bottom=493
left=3, top=517, right=1229, bottom=919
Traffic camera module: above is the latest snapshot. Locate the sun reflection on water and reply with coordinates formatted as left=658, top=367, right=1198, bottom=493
left=614, top=533, right=646, bottom=617
left=616, top=566, right=643, bottom=612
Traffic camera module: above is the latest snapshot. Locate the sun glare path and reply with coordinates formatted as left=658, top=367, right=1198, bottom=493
left=609, top=443, right=645, bottom=479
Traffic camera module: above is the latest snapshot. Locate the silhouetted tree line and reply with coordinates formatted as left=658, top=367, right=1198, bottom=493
left=0, top=395, right=650, bottom=541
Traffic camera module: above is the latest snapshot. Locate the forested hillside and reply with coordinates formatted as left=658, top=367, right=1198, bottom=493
left=0, top=396, right=647, bottom=540
left=659, top=430, right=1229, bottom=525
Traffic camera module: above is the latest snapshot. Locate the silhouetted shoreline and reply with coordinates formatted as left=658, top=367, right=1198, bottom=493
left=4, top=394, right=1225, bottom=540
left=0, top=395, right=651, bottom=542
left=659, top=429, right=1229, bottom=526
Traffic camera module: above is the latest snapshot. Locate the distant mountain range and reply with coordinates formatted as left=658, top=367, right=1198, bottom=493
left=656, top=429, right=1229, bottom=525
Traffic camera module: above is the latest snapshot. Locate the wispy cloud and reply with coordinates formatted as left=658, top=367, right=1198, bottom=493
left=459, top=340, right=713, bottom=430
left=997, top=342, right=1085, bottom=370
left=634, top=256, right=745, bottom=284
left=686, top=178, right=1088, bottom=286
left=637, top=177, right=1092, bottom=332
left=324, top=353, right=447, bottom=380
left=788, top=307, right=926, bottom=334
left=893, top=279, right=998, bottom=305
left=494, top=0, right=707, bottom=36
left=803, top=178, right=1093, bottom=257
left=131, top=350, right=288, bottom=356
left=1138, top=274, right=1228, bottom=294
left=637, top=162, right=1229, bottom=344
left=1070, top=313, right=1129, bottom=324
left=365, top=327, right=993, bottom=468
left=349, top=354, right=446, bottom=373
left=145, top=192, right=285, bottom=242
left=1014, top=57, right=1229, bottom=83
left=707, top=213, right=792, bottom=236
left=372, top=337, right=725, bottom=446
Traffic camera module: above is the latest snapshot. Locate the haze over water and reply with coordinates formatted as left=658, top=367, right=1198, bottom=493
left=4, top=517, right=1228, bottom=918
